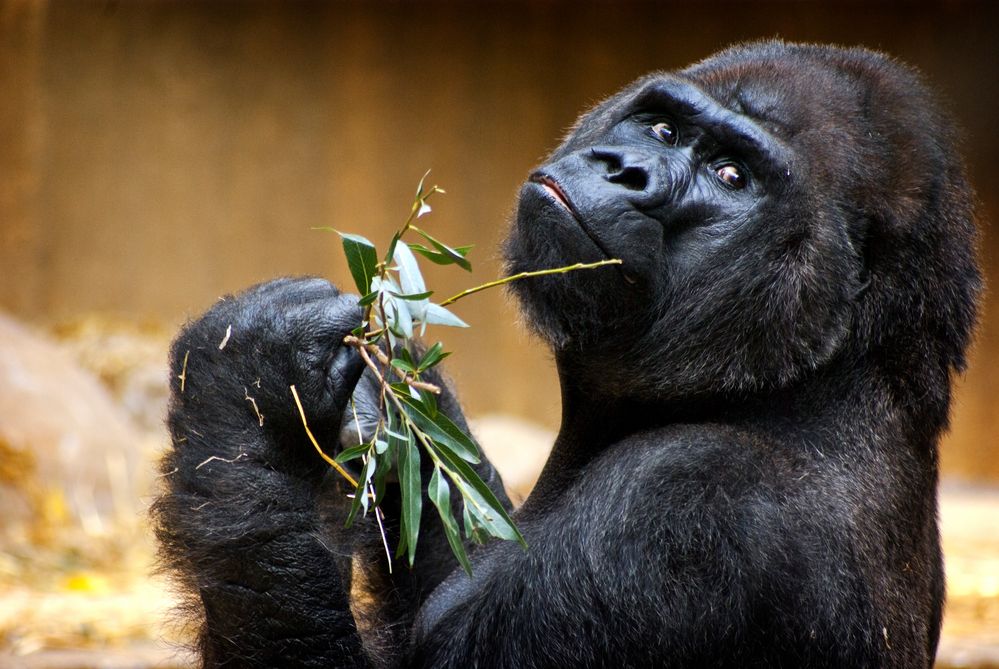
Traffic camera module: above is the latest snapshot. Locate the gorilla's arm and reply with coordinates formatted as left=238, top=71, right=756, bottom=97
left=154, top=279, right=370, bottom=667
left=154, top=277, right=510, bottom=668
left=410, top=428, right=874, bottom=669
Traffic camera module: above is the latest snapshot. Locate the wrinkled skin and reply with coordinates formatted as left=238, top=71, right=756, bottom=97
left=155, top=42, right=980, bottom=668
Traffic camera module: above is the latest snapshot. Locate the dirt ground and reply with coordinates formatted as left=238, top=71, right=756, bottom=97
left=0, top=483, right=994, bottom=669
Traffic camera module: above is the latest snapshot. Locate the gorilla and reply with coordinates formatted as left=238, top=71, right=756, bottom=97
left=154, top=41, right=980, bottom=668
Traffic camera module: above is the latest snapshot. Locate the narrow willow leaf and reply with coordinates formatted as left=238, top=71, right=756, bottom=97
left=398, top=347, right=417, bottom=369
left=411, top=229, right=472, bottom=272
left=393, top=243, right=429, bottom=320
left=335, top=443, right=370, bottom=464
left=423, top=303, right=469, bottom=328
left=396, top=393, right=480, bottom=463
left=397, top=429, right=422, bottom=566
left=408, top=246, right=459, bottom=267
left=384, top=230, right=403, bottom=266
left=391, top=357, right=418, bottom=374
left=462, top=503, right=474, bottom=540
left=428, top=467, right=472, bottom=575
left=358, top=290, right=379, bottom=307
left=390, top=290, right=434, bottom=301
left=359, top=456, right=376, bottom=515
left=464, top=487, right=515, bottom=542
left=408, top=243, right=473, bottom=259
left=437, top=448, right=525, bottom=548
left=345, top=456, right=377, bottom=527
left=414, top=169, right=432, bottom=199
left=417, top=342, right=451, bottom=371
left=373, top=439, right=395, bottom=505
left=384, top=294, right=414, bottom=338
left=417, top=388, right=438, bottom=417
left=338, top=232, right=379, bottom=294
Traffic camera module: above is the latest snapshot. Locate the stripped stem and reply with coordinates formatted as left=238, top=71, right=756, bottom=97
left=438, top=259, right=623, bottom=307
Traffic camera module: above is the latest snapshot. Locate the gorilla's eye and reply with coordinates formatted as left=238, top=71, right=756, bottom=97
left=651, top=121, right=678, bottom=146
left=715, top=163, right=746, bottom=189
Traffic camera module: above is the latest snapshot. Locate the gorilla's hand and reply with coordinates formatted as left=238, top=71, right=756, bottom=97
left=159, top=278, right=368, bottom=665
left=168, top=277, right=365, bottom=483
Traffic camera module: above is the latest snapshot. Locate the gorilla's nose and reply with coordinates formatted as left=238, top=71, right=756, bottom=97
left=587, top=147, right=668, bottom=209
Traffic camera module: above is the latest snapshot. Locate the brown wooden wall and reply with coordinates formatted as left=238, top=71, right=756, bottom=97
left=2, top=0, right=997, bottom=480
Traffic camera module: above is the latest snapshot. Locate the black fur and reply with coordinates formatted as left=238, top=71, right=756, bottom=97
left=155, top=42, right=979, bottom=668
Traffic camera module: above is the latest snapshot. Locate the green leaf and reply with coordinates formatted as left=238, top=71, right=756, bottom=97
left=335, top=443, right=370, bottom=464
left=422, top=303, right=468, bottom=328
left=396, top=393, right=480, bottom=463
left=397, top=428, right=422, bottom=566
left=391, top=357, right=418, bottom=374
left=410, top=229, right=473, bottom=272
left=418, top=388, right=438, bottom=417
left=393, top=243, right=429, bottom=320
left=344, top=456, right=376, bottom=528
left=409, top=243, right=473, bottom=259
left=384, top=294, right=414, bottom=338
left=390, top=290, right=435, bottom=301
left=398, top=347, right=417, bottom=368
left=436, top=448, right=525, bottom=548
left=408, top=246, right=457, bottom=267
left=373, top=438, right=394, bottom=505
left=462, top=503, right=474, bottom=540
left=358, top=290, right=379, bottom=307
left=428, top=467, right=472, bottom=575
left=384, top=230, right=403, bottom=266
left=414, top=169, right=432, bottom=199
left=417, top=342, right=451, bottom=371
left=338, top=232, right=379, bottom=294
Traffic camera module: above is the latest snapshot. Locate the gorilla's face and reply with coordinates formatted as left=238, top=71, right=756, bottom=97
left=504, top=42, right=978, bottom=401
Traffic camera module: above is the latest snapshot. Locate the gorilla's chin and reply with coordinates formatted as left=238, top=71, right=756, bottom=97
left=504, top=188, right=641, bottom=352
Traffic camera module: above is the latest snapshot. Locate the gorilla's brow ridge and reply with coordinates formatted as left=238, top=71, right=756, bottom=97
left=632, top=77, right=792, bottom=174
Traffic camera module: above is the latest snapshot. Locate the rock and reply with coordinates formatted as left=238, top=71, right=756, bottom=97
left=0, top=313, right=147, bottom=537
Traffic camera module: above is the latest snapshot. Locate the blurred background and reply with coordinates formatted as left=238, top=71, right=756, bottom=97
left=1, top=1, right=996, bottom=667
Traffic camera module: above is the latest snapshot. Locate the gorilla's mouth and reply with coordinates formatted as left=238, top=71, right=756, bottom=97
left=529, top=173, right=635, bottom=284
left=533, top=174, right=574, bottom=214
left=530, top=173, right=606, bottom=255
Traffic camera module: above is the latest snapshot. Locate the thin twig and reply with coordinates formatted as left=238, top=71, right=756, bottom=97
left=195, top=453, right=247, bottom=470
left=290, top=384, right=358, bottom=487
left=438, top=259, right=623, bottom=307
left=244, top=388, right=264, bottom=427
left=343, top=335, right=442, bottom=394
left=179, top=350, right=190, bottom=393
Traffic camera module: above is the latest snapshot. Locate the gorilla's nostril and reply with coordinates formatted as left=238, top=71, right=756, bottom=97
left=606, top=165, right=649, bottom=191
left=590, top=148, right=650, bottom=191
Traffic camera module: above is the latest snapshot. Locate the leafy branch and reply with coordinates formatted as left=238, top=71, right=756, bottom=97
left=305, top=171, right=620, bottom=574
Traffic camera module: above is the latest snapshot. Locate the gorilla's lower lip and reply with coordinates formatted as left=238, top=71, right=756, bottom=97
left=533, top=174, right=573, bottom=214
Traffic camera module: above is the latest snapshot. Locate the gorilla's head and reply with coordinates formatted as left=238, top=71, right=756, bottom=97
left=504, top=41, right=979, bottom=408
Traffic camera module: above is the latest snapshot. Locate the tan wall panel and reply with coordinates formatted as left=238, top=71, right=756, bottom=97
left=0, top=1, right=996, bottom=479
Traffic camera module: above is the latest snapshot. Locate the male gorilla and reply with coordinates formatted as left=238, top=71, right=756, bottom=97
left=155, top=42, right=979, bottom=668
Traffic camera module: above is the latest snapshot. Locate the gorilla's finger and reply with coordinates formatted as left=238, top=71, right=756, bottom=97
left=328, top=342, right=366, bottom=414
left=247, top=276, right=341, bottom=306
